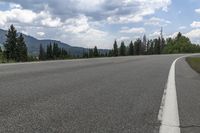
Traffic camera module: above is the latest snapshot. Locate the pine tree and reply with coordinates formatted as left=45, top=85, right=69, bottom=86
left=176, top=32, right=182, bottom=40
left=108, top=50, right=113, bottom=57
left=120, top=41, right=126, bottom=56
left=53, top=42, right=59, bottom=59
left=60, top=48, right=68, bottom=58
left=146, top=40, right=150, bottom=54
left=113, top=40, right=118, bottom=56
left=89, top=49, right=94, bottom=58
left=4, top=24, right=17, bottom=61
left=161, top=38, right=165, bottom=53
left=63, top=49, right=68, bottom=57
left=134, top=39, right=142, bottom=55
left=46, top=43, right=53, bottom=59
left=154, top=38, right=160, bottom=54
left=39, top=44, right=45, bottom=60
left=149, top=40, right=154, bottom=54
left=93, top=46, right=99, bottom=57
left=16, top=33, right=28, bottom=62
left=128, top=41, right=134, bottom=55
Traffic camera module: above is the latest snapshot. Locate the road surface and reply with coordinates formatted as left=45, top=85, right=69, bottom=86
left=0, top=54, right=199, bottom=133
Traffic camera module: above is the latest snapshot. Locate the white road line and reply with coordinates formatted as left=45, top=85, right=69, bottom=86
left=158, top=56, right=184, bottom=133
left=158, top=54, right=200, bottom=133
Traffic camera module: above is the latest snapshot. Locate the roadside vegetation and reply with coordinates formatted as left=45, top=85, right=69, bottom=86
left=186, top=57, right=200, bottom=73
left=1, top=24, right=200, bottom=63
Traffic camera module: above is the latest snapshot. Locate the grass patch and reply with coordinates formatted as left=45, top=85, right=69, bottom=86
left=186, top=57, right=200, bottom=73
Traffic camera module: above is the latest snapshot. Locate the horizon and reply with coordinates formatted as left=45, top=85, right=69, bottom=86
left=0, top=0, right=200, bottom=49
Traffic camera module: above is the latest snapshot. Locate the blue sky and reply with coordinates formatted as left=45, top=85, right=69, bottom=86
left=0, top=0, right=200, bottom=48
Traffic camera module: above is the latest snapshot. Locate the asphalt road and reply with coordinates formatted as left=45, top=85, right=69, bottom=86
left=0, top=54, right=199, bottom=133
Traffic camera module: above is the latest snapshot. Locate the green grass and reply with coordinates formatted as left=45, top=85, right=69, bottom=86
left=186, top=57, right=200, bottom=73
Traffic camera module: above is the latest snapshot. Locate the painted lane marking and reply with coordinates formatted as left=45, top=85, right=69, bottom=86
left=158, top=56, right=184, bottom=133
left=158, top=54, right=200, bottom=132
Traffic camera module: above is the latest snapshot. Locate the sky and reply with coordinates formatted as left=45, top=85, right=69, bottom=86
left=0, top=0, right=200, bottom=49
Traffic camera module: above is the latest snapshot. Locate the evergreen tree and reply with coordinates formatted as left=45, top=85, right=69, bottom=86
left=154, top=38, right=160, bottom=54
left=128, top=41, right=134, bottom=55
left=4, top=24, right=17, bottom=61
left=93, top=46, right=99, bottom=57
left=108, top=50, right=113, bottom=57
left=149, top=40, right=154, bottom=54
left=61, top=48, right=68, bottom=58
left=113, top=40, right=118, bottom=56
left=163, top=32, right=195, bottom=53
left=146, top=40, right=150, bottom=54
left=46, top=43, right=53, bottom=59
left=16, top=33, right=28, bottom=62
left=88, top=49, right=94, bottom=58
left=39, top=44, right=46, bottom=60
left=134, top=39, right=142, bottom=55
left=53, top=42, right=59, bottom=59
left=120, top=41, right=126, bottom=56
left=176, top=32, right=182, bottom=40
left=161, top=37, right=165, bottom=53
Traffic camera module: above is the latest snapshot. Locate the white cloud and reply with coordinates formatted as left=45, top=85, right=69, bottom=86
left=184, top=29, right=200, bottom=44
left=145, top=17, right=171, bottom=26
left=190, top=21, right=200, bottom=28
left=37, top=32, right=45, bottom=36
left=178, top=26, right=186, bottom=30
left=149, top=31, right=160, bottom=38
left=0, top=4, right=111, bottom=48
left=117, top=36, right=130, bottom=41
left=107, top=14, right=143, bottom=24
left=165, top=30, right=200, bottom=44
left=0, top=6, right=64, bottom=28
left=106, top=0, right=172, bottom=24
left=0, top=0, right=172, bottom=48
left=41, top=17, right=62, bottom=27
left=21, top=30, right=28, bottom=35
left=0, top=8, right=37, bottom=25
left=120, top=27, right=145, bottom=34
left=64, top=15, right=90, bottom=34
left=185, top=29, right=200, bottom=39
left=0, top=0, right=172, bottom=25
left=166, top=32, right=179, bottom=38
left=195, top=8, right=200, bottom=14
left=9, top=3, right=22, bottom=9
left=76, top=0, right=104, bottom=11
left=60, top=15, right=110, bottom=48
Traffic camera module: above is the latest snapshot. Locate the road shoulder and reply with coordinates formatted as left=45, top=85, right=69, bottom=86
left=176, top=57, right=200, bottom=133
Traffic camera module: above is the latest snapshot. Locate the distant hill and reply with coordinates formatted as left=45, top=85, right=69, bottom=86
left=0, top=29, right=109, bottom=56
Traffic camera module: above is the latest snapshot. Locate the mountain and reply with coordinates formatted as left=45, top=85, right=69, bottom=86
left=0, top=29, right=109, bottom=56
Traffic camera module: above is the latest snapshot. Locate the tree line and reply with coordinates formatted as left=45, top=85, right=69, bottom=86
left=39, top=43, right=69, bottom=60
left=107, top=33, right=200, bottom=57
left=105, top=35, right=165, bottom=57
left=82, top=46, right=109, bottom=58
left=1, top=25, right=200, bottom=63
left=1, top=25, right=70, bottom=62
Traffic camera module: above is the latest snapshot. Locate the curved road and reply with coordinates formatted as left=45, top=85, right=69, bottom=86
left=0, top=54, right=199, bottom=133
